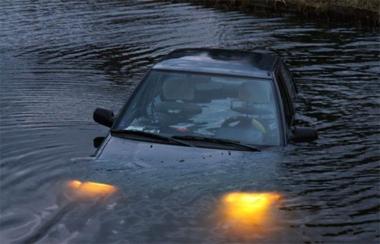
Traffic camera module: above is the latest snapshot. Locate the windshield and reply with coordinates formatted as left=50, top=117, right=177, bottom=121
left=116, top=70, right=281, bottom=146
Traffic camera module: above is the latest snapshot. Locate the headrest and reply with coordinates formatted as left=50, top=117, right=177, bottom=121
left=238, top=82, right=270, bottom=104
left=162, top=78, right=194, bottom=101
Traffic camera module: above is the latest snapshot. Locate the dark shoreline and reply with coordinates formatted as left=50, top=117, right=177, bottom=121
left=170, top=0, right=380, bottom=26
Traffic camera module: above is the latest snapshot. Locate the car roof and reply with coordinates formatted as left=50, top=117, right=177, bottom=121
left=152, top=48, right=279, bottom=79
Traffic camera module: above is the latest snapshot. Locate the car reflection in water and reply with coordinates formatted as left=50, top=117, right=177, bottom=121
left=215, top=192, right=282, bottom=241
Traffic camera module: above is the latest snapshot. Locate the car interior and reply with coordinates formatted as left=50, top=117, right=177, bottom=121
left=121, top=70, right=281, bottom=146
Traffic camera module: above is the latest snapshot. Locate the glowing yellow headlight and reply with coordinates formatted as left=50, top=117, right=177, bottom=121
left=217, top=192, right=282, bottom=240
left=66, top=180, right=117, bottom=200
left=222, top=192, right=281, bottom=221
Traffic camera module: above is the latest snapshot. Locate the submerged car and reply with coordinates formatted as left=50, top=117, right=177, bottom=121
left=93, top=48, right=317, bottom=156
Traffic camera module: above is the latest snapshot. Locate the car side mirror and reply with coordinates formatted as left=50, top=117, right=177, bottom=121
left=93, top=108, right=114, bottom=127
left=291, top=126, right=318, bottom=143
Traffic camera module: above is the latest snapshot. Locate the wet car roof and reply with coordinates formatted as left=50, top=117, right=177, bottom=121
left=153, top=48, right=279, bottom=79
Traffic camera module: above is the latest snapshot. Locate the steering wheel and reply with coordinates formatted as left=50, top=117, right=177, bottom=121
left=221, top=116, right=266, bottom=134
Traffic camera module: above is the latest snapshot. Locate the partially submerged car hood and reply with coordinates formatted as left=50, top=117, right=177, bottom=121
left=64, top=136, right=294, bottom=243
left=96, top=136, right=279, bottom=168
left=71, top=136, right=286, bottom=191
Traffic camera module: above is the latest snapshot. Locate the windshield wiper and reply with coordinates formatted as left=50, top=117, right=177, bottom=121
left=111, top=129, right=193, bottom=147
left=172, top=135, right=260, bottom=152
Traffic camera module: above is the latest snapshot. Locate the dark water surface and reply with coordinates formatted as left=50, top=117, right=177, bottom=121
left=1, top=0, right=379, bottom=243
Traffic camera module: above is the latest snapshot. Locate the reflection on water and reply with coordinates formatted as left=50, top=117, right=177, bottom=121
left=21, top=179, right=119, bottom=244
left=0, top=0, right=379, bottom=243
left=216, top=192, right=282, bottom=241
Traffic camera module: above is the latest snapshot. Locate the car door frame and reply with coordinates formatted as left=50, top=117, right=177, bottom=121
left=272, top=61, right=296, bottom=144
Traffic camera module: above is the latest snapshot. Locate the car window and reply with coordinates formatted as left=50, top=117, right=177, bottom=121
left=116, top=70, right=282, bottom=146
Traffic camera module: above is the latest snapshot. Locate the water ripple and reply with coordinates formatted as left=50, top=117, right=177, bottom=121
left=1, top=0, right=379, bottom=243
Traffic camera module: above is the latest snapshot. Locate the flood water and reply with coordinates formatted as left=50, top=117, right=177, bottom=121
left=1, top=0, right=379, bottom=243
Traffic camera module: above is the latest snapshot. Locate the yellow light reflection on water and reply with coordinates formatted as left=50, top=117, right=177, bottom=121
left=66, top=180, right=117, bottom=200
left=217, top=192, right=282, bottom=241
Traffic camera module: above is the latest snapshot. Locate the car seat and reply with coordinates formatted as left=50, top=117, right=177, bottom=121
left=155, top=77, right=201, bottom=124
left=231, top=81, right=272, bottom=114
